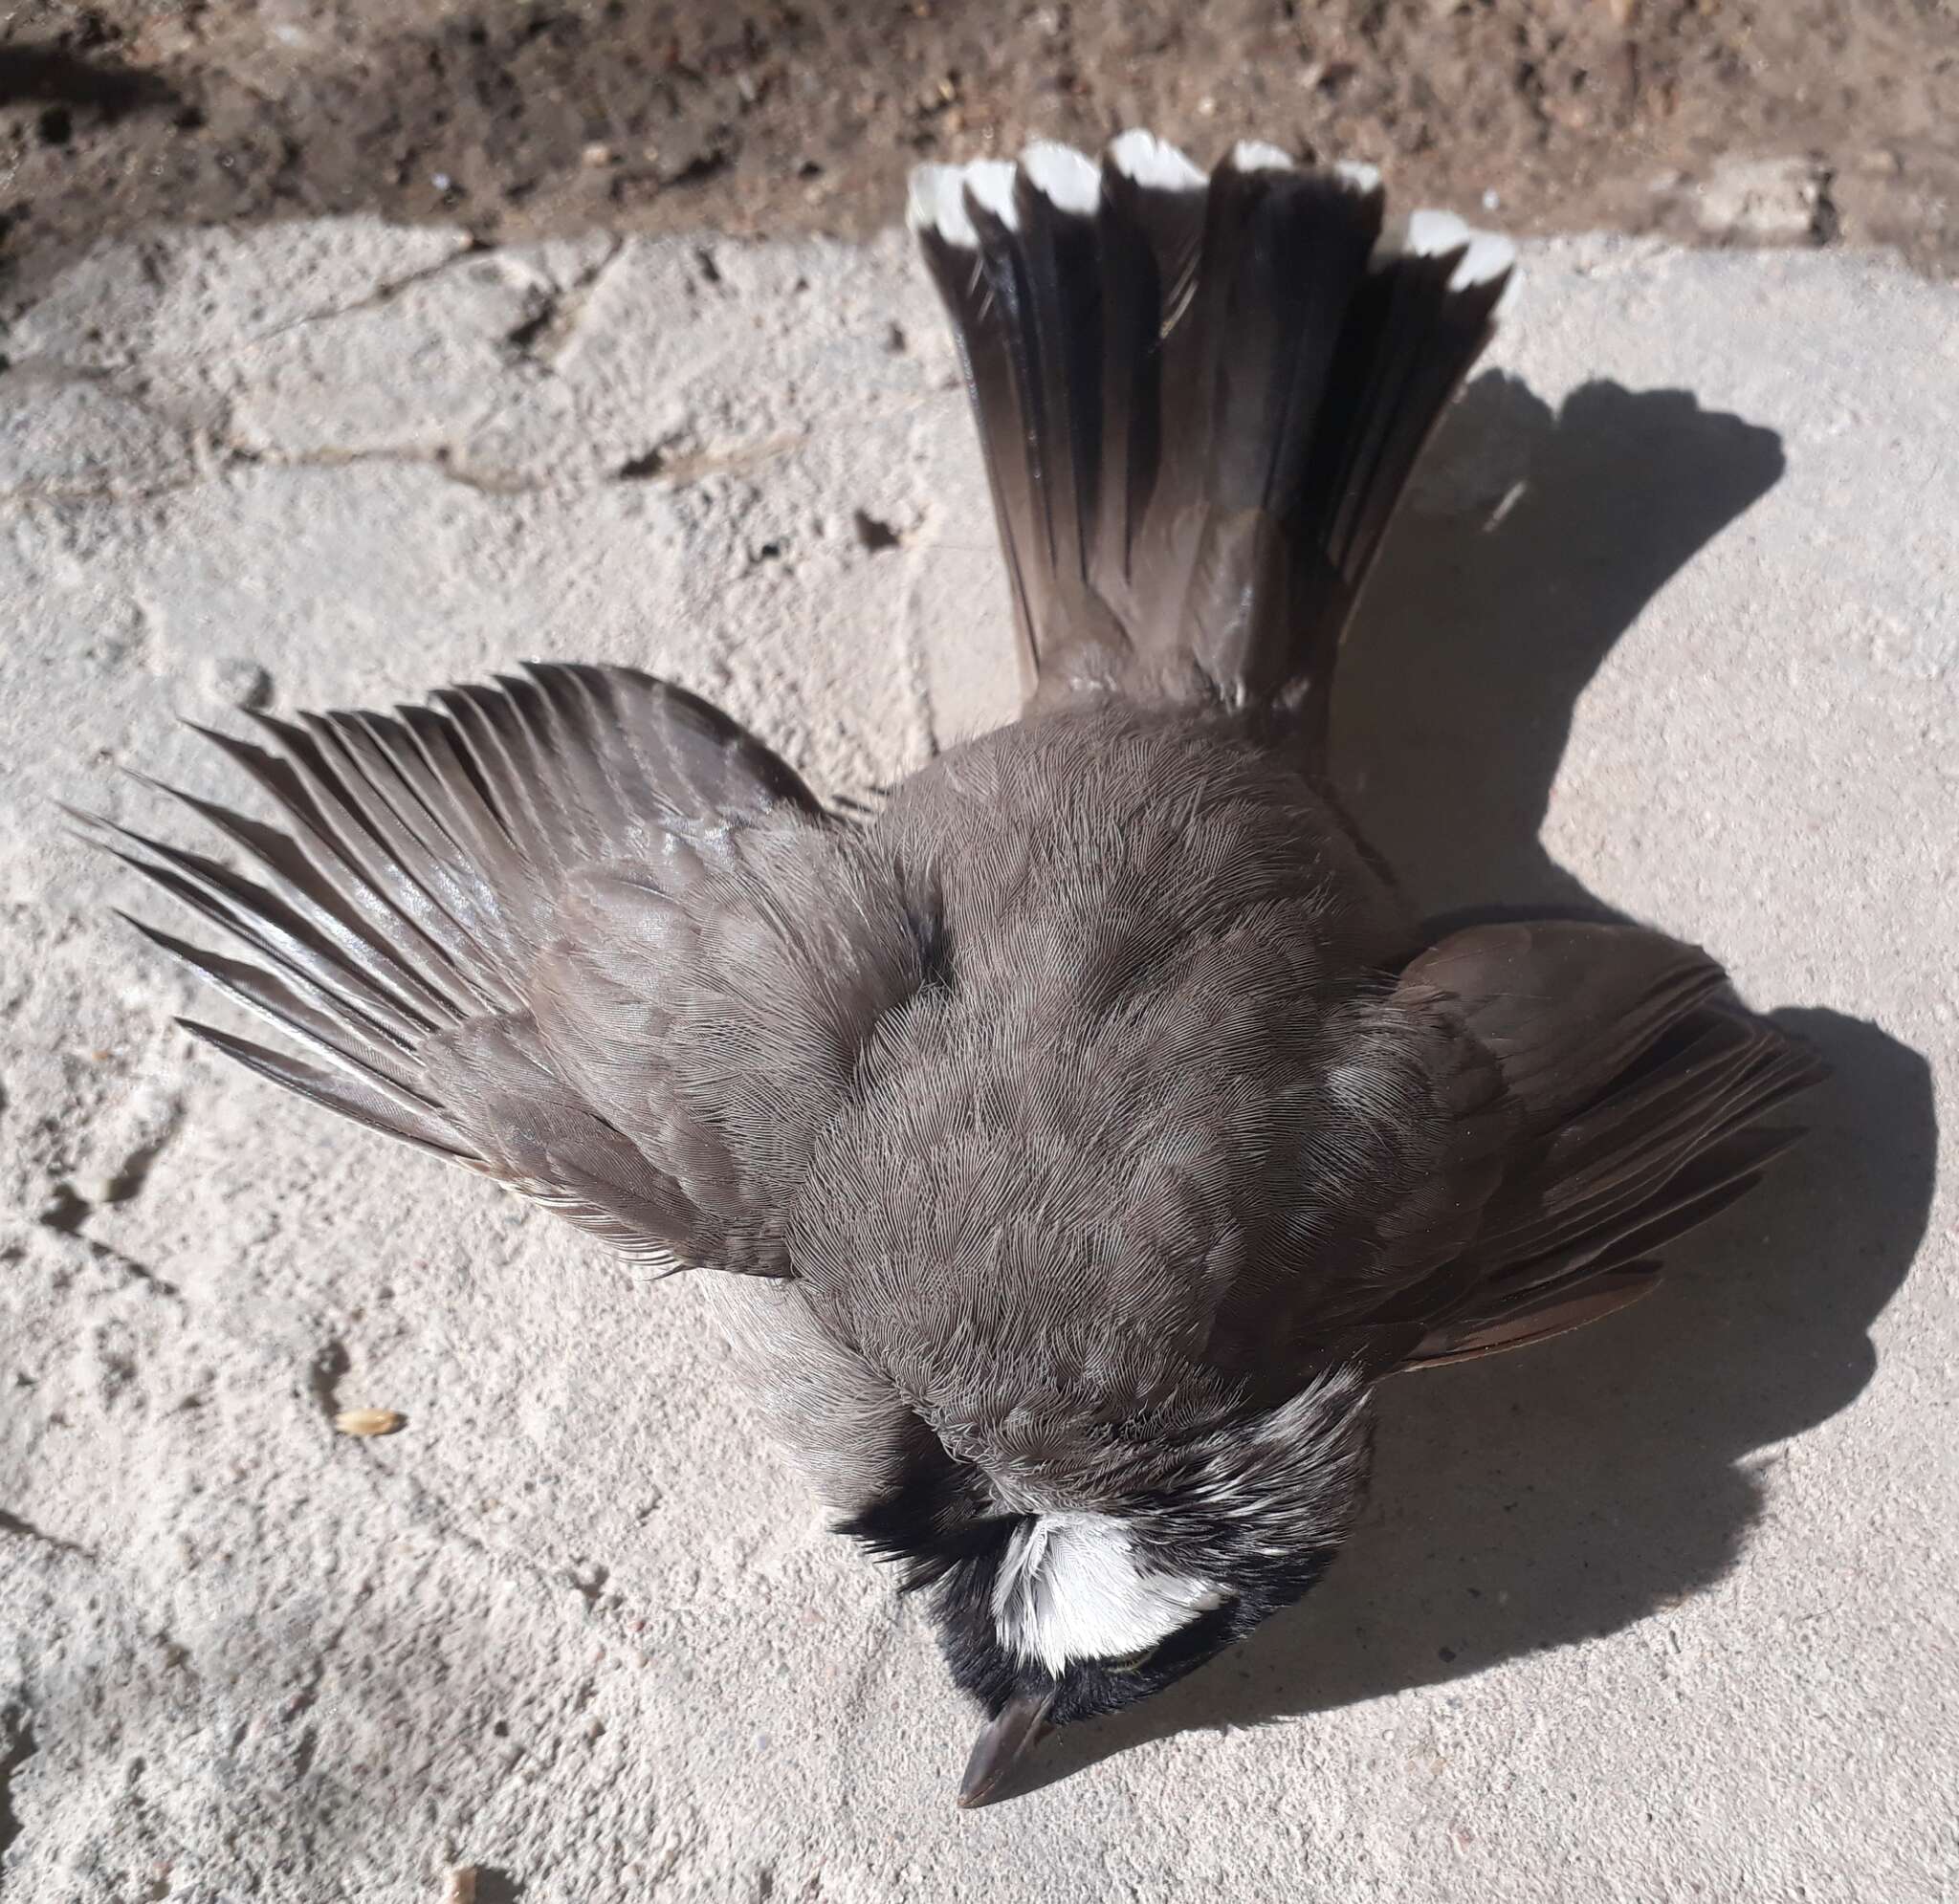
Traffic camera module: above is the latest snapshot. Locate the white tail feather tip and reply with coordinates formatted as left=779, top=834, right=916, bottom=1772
left=1405, top=208, right=1473, bottom=256
left=1108, top=128, right=1204, bottom=192
left=1230, top=139, right=1295, bottom=174
left=907, top=164, right=976, bottom=248
left=920, top=136, right=1515, bottom=297
left=961, top=159, right=1021, bottom=231
left=1450, top=230, right=1517, bottom=291
left=1375, top=207, right=1517, bottom=291
left=1022, top=141, right=1102, bottom=216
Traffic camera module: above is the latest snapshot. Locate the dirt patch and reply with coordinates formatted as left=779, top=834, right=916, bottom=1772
left=1, top=0, right=1954, bottom=306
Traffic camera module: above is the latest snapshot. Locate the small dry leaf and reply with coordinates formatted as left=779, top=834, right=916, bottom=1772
left=441, top=1870, right=478, bottom=1904
left=335, top=1408, right=406, bottom=1437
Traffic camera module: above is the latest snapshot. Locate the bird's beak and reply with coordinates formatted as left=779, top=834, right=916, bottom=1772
left=957, top=1690, right=1057, bottom=1808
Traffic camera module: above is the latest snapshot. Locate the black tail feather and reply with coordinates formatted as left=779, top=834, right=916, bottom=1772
left=912, top=134, right=1514, bottom=749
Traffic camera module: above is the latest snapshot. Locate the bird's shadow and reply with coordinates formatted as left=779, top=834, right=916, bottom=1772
left=1019, top=374, right=1937, bottom=1794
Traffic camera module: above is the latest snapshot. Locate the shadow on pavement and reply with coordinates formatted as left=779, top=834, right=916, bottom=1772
left=1013, top=373, right=1936, bottom=1797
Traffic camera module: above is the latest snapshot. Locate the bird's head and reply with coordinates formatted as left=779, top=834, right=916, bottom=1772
left=836, top=1362, right=1376, bottom=1806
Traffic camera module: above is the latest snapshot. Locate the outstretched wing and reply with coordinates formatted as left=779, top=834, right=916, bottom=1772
left=83, top=663, right=924, bottom=1276
left=1206, top=918, right=1822, bottom=1380
left=1385, top=921, right=1826, bottom=1369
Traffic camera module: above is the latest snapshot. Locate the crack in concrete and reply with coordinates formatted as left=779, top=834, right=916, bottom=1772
left=85, top=1237, right=181, bottom=1300
left=2, top=421, right=819, bottom=507
left=0, top=1705, right=36, bottom=1868
left=2, top=230, right=633, bottom=515
left=0, top=1506, right=96, bottom=1561
left=271, top=1563, right=377, bottom=1794
left=0, top=438, right=552, bottom=506
left=504, top=235, right=627, bottom=368
left=2, top=317, right=933, bottom=510
left=10, top=228, right=630, bottom=389
left=63, top=239, right=502, bottom=377
left=82, top=1095, right=186, bottom=1210
left=228, top=441, right=550, bottom=498
left=616, top=429, right=809, bottom=488
left=380, top=1462, right=651, bottom=1635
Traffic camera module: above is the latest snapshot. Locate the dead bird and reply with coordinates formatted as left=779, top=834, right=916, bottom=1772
left=89, top=131, right=1822, bottom=1807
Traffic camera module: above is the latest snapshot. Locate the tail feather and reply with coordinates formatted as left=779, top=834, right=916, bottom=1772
left=1173, top=149, right=1386, bottom=707
left=912, top=135, right=1513, bottom=746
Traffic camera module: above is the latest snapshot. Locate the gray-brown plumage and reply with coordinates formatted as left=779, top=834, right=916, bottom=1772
left=92, top=131, right=1822, bottom=1807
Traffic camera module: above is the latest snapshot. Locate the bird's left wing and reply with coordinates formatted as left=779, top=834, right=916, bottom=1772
left=1360, top=920, right=1823, bottom=1370
left=1213, top=919, right=1821, bottom=1381
left=83, top=663, right=929, bottom=1277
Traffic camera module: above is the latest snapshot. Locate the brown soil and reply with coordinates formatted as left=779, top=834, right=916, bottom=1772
left=1, top=0, right=1955, bottom=309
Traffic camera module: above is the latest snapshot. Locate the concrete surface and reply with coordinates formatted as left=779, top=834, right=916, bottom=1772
left=0, top=213, right=1954, bottom=1903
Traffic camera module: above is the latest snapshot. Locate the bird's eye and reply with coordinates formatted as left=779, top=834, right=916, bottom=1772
left=1103, top=1646, right=1155, bottom=1674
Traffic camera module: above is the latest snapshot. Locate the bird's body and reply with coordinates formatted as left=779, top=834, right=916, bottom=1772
left=736, top=703, right=1403, bottom=1532
left=95, top=131, right=1822, bottom=1805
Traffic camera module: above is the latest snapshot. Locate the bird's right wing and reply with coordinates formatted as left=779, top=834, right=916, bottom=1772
left=85, top=664, right=928, bottom=1277
left=1385, top=921, right=1825, bottom=1369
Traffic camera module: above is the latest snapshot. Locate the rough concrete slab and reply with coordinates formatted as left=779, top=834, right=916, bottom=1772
left=0, top=219, right=1953, bottom=1903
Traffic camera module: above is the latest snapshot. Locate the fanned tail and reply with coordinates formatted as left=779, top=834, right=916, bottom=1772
left=911, top=134, right=1513, bottom=753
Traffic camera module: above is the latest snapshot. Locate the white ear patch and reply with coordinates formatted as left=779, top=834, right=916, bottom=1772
left=992, top=1513, right=1227, bottom=1674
